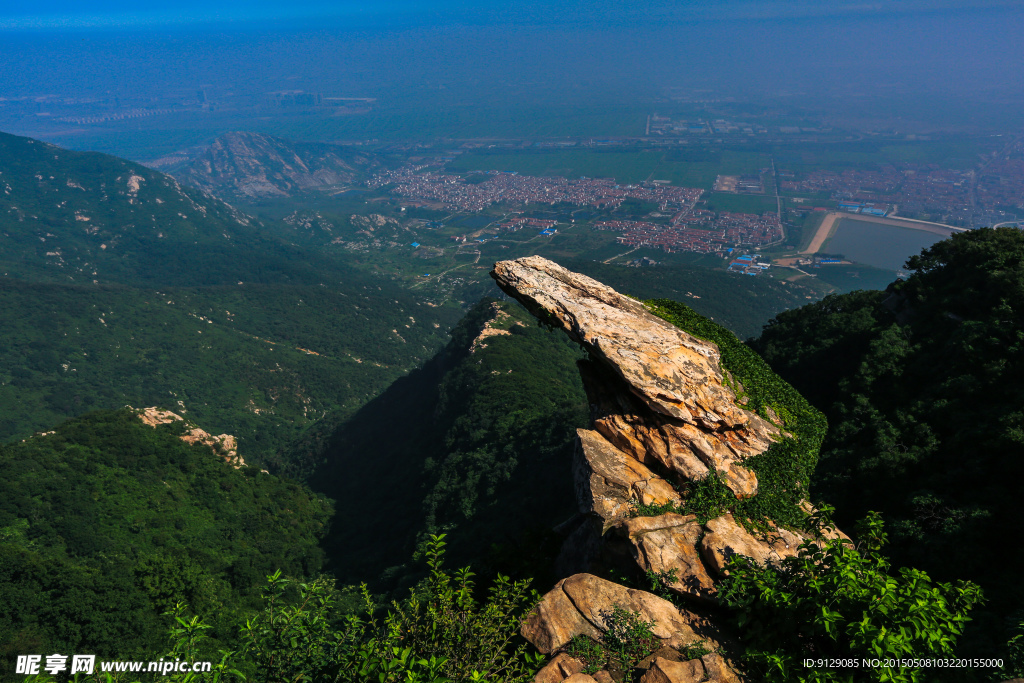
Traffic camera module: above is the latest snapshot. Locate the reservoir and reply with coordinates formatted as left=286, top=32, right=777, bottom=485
left=827, top=218, right=953, bottom=271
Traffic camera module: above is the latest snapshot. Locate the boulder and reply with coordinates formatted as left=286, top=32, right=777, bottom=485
left=492, top=257, right=773, bottom=500
left=638, top=654, right=742, bottom=683
left=490, top=257, right=777, bottom=441
left=618, top=514, right=717, bottom=602
left=563, top=675, right=599, bottom=683
left=700, top=514, right=807, bottom=576
left=576, top=429, right=681, bottom=526
left=534, top=653, right=585, bottom=683
left=521, top=574, right=715, bottom=654
left=700, top=653, right=743, bottom=683
left=640, top=658, right=704, bottom=683
left=521, top=580, right=602, bottom=654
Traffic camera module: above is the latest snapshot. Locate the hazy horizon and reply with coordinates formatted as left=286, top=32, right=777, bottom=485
left=1, top=1, right=1021, bottom=159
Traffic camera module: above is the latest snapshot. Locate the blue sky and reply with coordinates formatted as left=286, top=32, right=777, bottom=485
left=2, top=0, right=1020, bottom=30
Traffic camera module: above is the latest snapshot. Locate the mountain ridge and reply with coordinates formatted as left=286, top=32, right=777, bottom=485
left=179, top=131, right=379, bottom=201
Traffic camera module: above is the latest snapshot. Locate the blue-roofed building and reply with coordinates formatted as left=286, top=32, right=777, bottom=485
left=411, top=242, right=420, bottom=248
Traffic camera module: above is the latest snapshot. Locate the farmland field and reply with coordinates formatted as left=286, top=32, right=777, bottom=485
left=704, top=192, right=778, bottom=215
left=824, top=218, right=952, bottom=270
left=444, top=148, right=769, bottom=189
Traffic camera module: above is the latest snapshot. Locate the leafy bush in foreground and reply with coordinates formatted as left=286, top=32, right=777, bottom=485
left=718, top=511, right=983, bottom=682
left=20, top=534, right=539, bottom=683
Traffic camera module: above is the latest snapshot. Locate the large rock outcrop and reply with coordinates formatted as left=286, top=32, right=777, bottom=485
left=136, top=406, right=246, bottom=468
left=490, top=257, right=839, bottom=682
left=492, top=256, right=777, bottom=502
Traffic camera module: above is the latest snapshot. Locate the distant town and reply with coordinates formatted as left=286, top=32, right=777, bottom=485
left=780, top=137, right=1024, bottom=228
left=368, top=168, right=703, bottom=213
left=594, top=211, right=783, bottom=255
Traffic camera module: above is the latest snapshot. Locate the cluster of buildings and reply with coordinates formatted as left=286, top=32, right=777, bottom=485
left=780, top=158, right=1024, bottom=226
left=714, top=174, right=765, bottom=193
left=727, top=253, right=772, bottom=275
left=367, top=168, right=703, bottom=212
left=977, top=153, right=1024, bottom=211
left=594, top=210, right=782, bottom=254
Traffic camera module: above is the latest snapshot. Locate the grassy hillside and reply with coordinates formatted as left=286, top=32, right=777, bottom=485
left=0, top=409, right=330, bottom=672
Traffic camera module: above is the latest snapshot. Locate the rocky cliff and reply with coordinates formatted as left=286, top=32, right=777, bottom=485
left=180, top=131, right=377, bottom=199
left=490, top=257, right=842, bottom=683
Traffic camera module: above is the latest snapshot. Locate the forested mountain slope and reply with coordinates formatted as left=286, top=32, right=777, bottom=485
left=0, top=409, right=329, bottom=672
left=179, top=131, right=379, bottom=200
left=313, top=299, right=588, bottom=585
left=0, top=131, right=358, bottom=286
left=752, top=226, right=1024, bottom=652
left=0, top=280, right=462, bottom=469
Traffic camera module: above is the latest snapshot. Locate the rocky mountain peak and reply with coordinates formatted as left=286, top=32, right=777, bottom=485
left=180, top=131, right=377, bottom=200
left=490, top=256, right=843, bottom=683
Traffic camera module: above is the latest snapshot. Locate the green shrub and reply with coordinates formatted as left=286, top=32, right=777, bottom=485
left=18, top=535, right=540, bottom=683
left=564, top=605, right=708, bottom=683
left=717, top=512, right=984, bottom=682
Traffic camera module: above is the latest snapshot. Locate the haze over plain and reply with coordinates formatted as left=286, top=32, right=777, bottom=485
left=1, top=0, right=1022, bottom=160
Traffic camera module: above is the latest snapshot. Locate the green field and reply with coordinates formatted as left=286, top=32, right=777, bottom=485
left=769, top=137, right=1000, bottom=172
left=796, top=211, right=827, bottom=252
left=704, top=192, right=778, bottom=214
left=445, top=147, right=770, bottom=189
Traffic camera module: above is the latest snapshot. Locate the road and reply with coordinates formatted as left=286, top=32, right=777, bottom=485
left=603, top=247, right=639, bottom=264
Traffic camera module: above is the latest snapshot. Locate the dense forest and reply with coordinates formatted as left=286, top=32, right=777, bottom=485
left=752, top=226, right=1024, bottom=657
left=0, top=280, right=463, bottom=469
left=0, top=409, right=330, bottom=673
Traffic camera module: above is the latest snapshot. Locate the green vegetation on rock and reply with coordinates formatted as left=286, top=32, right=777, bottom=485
left=644, top=298, right=826, bottom=528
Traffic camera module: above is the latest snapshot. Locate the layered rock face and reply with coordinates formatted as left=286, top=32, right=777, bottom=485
left=490, top=257, right=831, bottom=682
